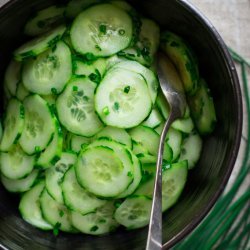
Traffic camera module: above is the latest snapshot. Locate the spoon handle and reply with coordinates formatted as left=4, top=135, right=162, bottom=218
left=146, top=111, right=177, bottom=250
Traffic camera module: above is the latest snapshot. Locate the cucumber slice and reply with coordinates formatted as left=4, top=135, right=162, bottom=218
left=19, top=95, right=55, bottom=154
left=137, top=153, right=157, bottom=164
left=62, top=166, right=106, bottom=214
left=188, top=78, right=217, bottom=135
left=142, top=108, right=163, bottom=128
left=45, top=152, right=77, bottom=204
left=0, top=144, right=35, bottom=179
left=95, top=68, right=152, bottom=128
left=14, top=25, right=66, bottom=61
left=4, top=60, right=21, bottom=96
left=40, top=188, right=74, bottom=232
left=129, top=126, right=172, bottom=162
left=36, top=119, right=63, bottom=169
left=0, top=99, right=24, bottom=151
left=111, top=60, right=159, bottom=104
left=132, top=141, right=149, bottom=155
left=24, top=5, right=66, bottom=36
left=71, top=201, right=119, bottom=235
left=162, top=160, right=188, bottom=211
left=70, top=134, right=93, bottom=153
left=56, top=77, right=104, bottom=137
left=16, top=82, right=30, bottom=101
left=76, top=145, right=133, bottom=198
left=95, top=126, right=132, bottom=149
left=1, top=169, right=39, bottom=193
left=161, top=31, right=199, bottom=95
left=179, top=132, right=202, bottom=169
left=65, top=0, right=100, bottom=19
left=19, top=181, right=53, bottom=230
left=70, top=4, right=133, bottom=57
left=114, top=196, right=152, bottom=229
left=134, top=175, right=154, bottom=198
left=22, top=41, right=72, bottom=95
left=110, top=0, right=133, bottom=12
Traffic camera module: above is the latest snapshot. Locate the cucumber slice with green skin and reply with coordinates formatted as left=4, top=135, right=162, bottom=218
left=95, top=68, right=152, bottom=128
left=45, top=152, right=77, bottom=204
left=188, top=78, right=217, bottom=135
left=1, top=169, right=39, bottom=193
left=4, top=60, right=21, bottom=96
left=110, top=0, right=133, bottom=12
left=22, top=41, right=72, bottom=95
left=129, top=126, right=172, bottom=162
left=62, top=166, right=106, bottom=214
left=0, top=99, right=24, bottom=151
left=19, top=95, right=55, bottom=154
left=71, top=201, right=119, bottom=235
left=14, top=25, right=66, bottom=61
left=16, top=82, right=30, bottom=101
left=36, top=119, right=63, bottom=169
left=76, top=145, right=133, bottom=198
left=111, top=60, right=159, bottom=104
left=70, top=134, right=93, bottom=153
left=161, top=31, right=199, bottom=95
left=40, top=188, right=74, bottom=232
left=56, top=77, right=104, bottom=137
left=114, top=196, right=152, bottom=229
left=95, top=126, right=132, bottom=149
left=132, top=140, right=149, bottom=155
left=65, top=0, right=100, bottom=19
left=116, top=153, right=142, bottom=198
left=162, top=160, right=188, bottom=211
left=73, top=58, right=107, bottom=79
left=134, top=175, right=154, bottom=198
left=142, top=108, right=163, bottom=128
left=24, top=5, right=66, bottom=36
left=19, top=181, right=53, bottom=230
left=70, top=4, right=133, bottom=57
left=137, top=153, right=157, bottom=165
left=179, top=132, right=202, bottom=169
left=155, top=125, right=182, bottom=161
left=0, top=144, right=35, bottom=180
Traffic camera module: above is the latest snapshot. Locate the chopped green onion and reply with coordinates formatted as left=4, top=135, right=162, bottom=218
left=99, top=24, right=107, bottom=34
left=72, top=86, right=78, bottom=91
left=103, top=106, right=110, bottom=115
left=90, top=225, right=99, bottom=232
left=119, top=29, right=125, bottom=35
left=124, top=86, right=130, bottom=93
left=113, top=102, right=120, bottom=111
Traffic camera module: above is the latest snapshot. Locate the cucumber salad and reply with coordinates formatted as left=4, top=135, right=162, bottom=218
left=0, top=0, right=216, bottom=235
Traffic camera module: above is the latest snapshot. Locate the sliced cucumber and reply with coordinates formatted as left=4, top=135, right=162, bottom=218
left=162, top=160, right=188, bottom=211
left=76, top=145, right=133, bottom=198
left=0, top=99, right=24, bottom=151
left=0, top=144, right=35, bottom=180
left=161, top=31, right=199, bottom=95
left=45, top=152, right=77, bottom=204
left=24, top=5, right=66, bottom=36
left=70, top=134, right=93, bottom=153
left=40, top=188, right=74, bottom=232
left=137, top=153, right=157, bottom=164
left=179, top=132, right=202, bottom=169
left=71, top=201, right=119, bottom=235
left=1, top=169, right=39, bottom=193
left=19, top=95, right=55, bottom=154
left=70, top=4, right=133, bottom=57
left=56, top=77, right=104, bottom=137
left=62, top=166, right=106, bottom=214
left=14, top=25, right=66, bottom=61
left=134, top=175, right=154, bottom=198
left=114, top=196, right=152, bottom=229
left=95, top=68, right=152, bottom=128
left=19, top=181, right=53, bottom=230
left=188, top=78, right=217, bottom=135
left=129, top=126, right=172, bottom=162
left=142, top=108, right=163, bottom=128
left=95, top=126, right=132, bottom=149
left=22, top=41, right=72, bottom=95
left=110, top=0, right=133, bottom=12
left=16, top=82, right=30, bottom=101
left=132, top=140, right=149, bottom=155
left=111, top=60, right=159, bottom=104
left=36, top=119, right=63, bottom=169
left=4, top=60, right=21, bottom=96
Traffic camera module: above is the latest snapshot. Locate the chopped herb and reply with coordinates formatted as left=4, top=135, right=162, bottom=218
left=103, top=106, right=110, bottom=115
left=99, top=219, right=106, bottom=224
left=81, top=143, right=89, bottom=150
left=72, top=86, right=78, bottom=91
left=113, top=102, right=120, bottom=111
left=99, top=24, right=107, bottom=34
left=59, top=210, right=64, bottom=217
left=19, top=105, right=25, bottom=119
left=114, top=200, right=122, bottom=208
left=35, top=146, right=40, bottom=152
left=88, top=69, right=101, bottom=84
left=124, top=86, right=130, bottom=93
left=95, top=44, right=102, bottom=51
left=127, top=171, right=133, bottom=177
left=53, top=222, right=61, bottom=236
left=162, top=161, right=171, bottom=171
left=90, top=225, right=99, bottom=232
left=118, top=29, right=125, bottom=35
left=51, top=88, right=57, bottom=95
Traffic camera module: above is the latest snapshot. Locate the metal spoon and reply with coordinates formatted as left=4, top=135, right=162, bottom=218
left=146, top=53, right=187, bottom=250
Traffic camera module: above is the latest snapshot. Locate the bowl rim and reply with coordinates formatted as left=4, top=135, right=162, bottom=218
left=0, top=0, right=243, bottom=249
